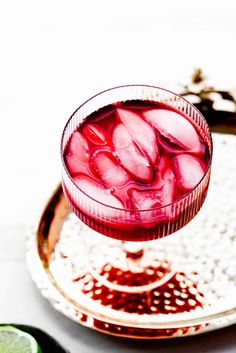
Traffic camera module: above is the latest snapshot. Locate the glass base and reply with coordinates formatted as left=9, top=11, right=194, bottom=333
left=26, top=133, right=236, bottom=338
left=83, top=230, right=177, bottom=294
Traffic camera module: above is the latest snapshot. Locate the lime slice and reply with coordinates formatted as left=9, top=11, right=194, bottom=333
left=0, top=326, right=42, bottom=353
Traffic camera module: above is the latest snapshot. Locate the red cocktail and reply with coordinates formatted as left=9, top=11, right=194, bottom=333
left=60, top=85, right=213, bottom=333
left=61, top=86, right=212, bottom=242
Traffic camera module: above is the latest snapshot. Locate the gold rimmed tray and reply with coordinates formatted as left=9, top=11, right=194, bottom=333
left=26, top=133, right=236, bottom=339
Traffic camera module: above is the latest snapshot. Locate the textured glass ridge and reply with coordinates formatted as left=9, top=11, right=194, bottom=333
left=61, top=85, right=212, bottom=241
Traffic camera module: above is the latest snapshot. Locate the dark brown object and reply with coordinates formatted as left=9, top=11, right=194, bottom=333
left=181, top=69, right=236, bottom=133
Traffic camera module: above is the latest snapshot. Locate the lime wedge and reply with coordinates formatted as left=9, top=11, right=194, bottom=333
left=0, top=326, right=42, bottom=353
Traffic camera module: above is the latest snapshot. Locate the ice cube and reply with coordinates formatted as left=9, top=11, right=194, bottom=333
left=156, top=155, right=171, bottom=182
left=129, top=189, right=163, bottom=210
left=162, top=168, right=176, bottom=205
left=112, top=124, right=153, bottom=183
left=171, top=154, right=205, bottom=192
left=90, top=150, right=130, bottom=187
left=129, top=169, right=175, bottom=211
left=68, top=131, right=89, bottom=164
left=143, top=109, right=201, bottom=153
left=83, top=123, right=108, bottom=145
left=73, top=175, right=124, bottom=209
left=129, top=168, right=176, bottom=224
left=116, top=108, right=159, bottom=165
left=65, top=154, right=84, bottom=176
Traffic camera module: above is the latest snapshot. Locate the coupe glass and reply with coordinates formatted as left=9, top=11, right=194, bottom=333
left=61, top=85, right=212, bottom=295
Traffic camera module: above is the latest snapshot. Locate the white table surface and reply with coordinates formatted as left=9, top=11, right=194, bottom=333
left=1, top=1, right=236, bottom=352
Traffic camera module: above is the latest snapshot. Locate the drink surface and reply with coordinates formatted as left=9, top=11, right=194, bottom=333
left=63, top=99, right=210, bottom=240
